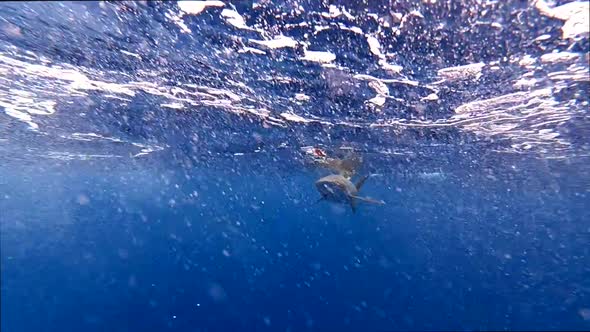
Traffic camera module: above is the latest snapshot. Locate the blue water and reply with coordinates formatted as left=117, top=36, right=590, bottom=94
left=1, top=1, right=589, bottom=331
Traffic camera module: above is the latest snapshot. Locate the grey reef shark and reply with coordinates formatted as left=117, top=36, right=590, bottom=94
left=313, top=153, right=385, bottom=213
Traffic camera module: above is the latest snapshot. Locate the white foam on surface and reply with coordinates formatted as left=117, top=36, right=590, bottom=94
left=366, top=35, right=382, bottom=57
left=0, top=1, right=587, bottom=160
left=301, top=50, right=336, bottom=63
left=250, top=35, right=299, bottom=49
left=534, top=0, right=589, bottom=39
left=178, top=1, right=224, bottom=15
left=221, top=9, right=249, bottom=30
left=161, top=102, right=185, bottom=110
left=120, top=50, right=141, bottom=59
left=436, top=62, right=485, bottom=82
left=294, top=93, right=310, bottom=102
left=540, top=51, right=581, bottom=64
left=238, top=47, right=266, bottom=55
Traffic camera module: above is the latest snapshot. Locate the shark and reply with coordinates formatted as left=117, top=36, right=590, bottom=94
left=314, top=155, right=385, bottom=213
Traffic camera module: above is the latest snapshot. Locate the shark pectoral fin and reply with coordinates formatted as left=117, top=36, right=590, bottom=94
left=351, top=195, right=385, bottom=205
left=355, top=175, right=371, bottom=190
left=315, top=195, right=327, bottom=204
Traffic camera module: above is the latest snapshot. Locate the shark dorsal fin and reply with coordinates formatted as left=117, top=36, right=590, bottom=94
left=355, top=175, right=370, bottom=190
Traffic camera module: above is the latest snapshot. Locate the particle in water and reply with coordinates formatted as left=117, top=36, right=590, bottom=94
left=117, top=248, right=129, bottom=260
left=208, top=283, right=227, bottom=302
left=1, top=22, right=22, bottom=38
left=222, top=249, right=231, bottom=257
left=76, top=194, right=90, bottom=205
left=252, top=132, right=263, bottom=143
left=128, top=275, right=137, bottom=288
left=421, top=93, right=439, bottom=102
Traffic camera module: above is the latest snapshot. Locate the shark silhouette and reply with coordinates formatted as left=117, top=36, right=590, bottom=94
left=314, top=154, right=385, bottom=213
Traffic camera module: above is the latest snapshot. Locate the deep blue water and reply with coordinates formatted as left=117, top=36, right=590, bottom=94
left=1, top=1, right=589, bottom=331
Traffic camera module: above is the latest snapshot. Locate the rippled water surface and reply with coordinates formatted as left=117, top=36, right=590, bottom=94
left=1, top=1, right=589, bottom=331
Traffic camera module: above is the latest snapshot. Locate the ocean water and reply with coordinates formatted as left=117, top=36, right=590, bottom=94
left=1, top=1, right=589, bottom=331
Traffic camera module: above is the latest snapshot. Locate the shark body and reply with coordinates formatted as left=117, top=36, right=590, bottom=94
left=315, top=173, right=385, bottom=213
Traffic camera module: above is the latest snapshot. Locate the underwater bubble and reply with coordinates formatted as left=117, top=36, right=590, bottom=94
left=208, top=283, right=227, bottom=302
left=76, top=194, right=90, bottom=205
